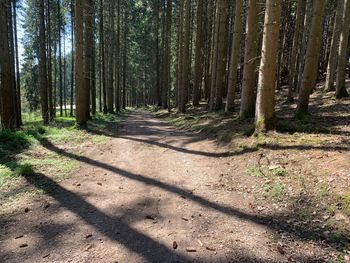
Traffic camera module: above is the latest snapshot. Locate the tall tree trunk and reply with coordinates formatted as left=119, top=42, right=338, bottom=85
left=91, top=8, right=96, bottom=115
left=287, top=0, right=306, bottom=102
left=335, top=0, right=350, bottom=98
left=179, top=0, right=190, bottom=113
left=75, top=0, right=88, bottom=125
left=163, top=0, right=172, bottom=109
left=107, top=1, right=115, bottom=113
left=240, top=0, right=259, bottom=119
left=225, top=0, right=243, bottom=112
left=58, top=0, right=63, bottom=116
left=325, top=0, right=344, bottom=92
left=13, top=0, right=22, bottom=125
left=38, top=0, right=49, bottom=124
left=296, top=0, right=326, bottom=117
left=255, top=0, right=282, bottom=131
left=70, top=0, right=75, bottom=116
left=122, top=7, right=127, bottom=110
left=0, top=0, right=16, bottom=130
left=192, top=0, right=204, bottom=107
left=211, top=0, right=229, bottom=111
left=84, top=0, right=93, bottom=119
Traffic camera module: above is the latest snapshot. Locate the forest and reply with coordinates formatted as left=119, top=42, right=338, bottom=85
left=0, top=0, right=350, bottom=262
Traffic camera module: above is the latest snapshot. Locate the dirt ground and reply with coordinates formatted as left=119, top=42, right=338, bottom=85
left=0, top=101, right=349, bottom=262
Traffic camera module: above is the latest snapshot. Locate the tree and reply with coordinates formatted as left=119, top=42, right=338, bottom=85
left=240, top=0, right=259, bottom=119
left=287, top=0, right=307, bottom=101
left=325, top=0, right=344, bottom=92
left=179, top=0, right=190, bottom=113
left=296, top=0, right=326, bottom=117
left=335, top=0, right=350, bottom=98
left=75, top=0, right=88, bottom=125
left=38, top=0, right=49, bottom=124
left=226, top=0, right=244, bottom=112
left=192, top=0, right=204, bottom=107
left=210, top=0, right=229, bottom=111
left=163, top=0, right=172, bottom=110
left=0, top=0, right=17, bottom=130
left=255, top=0, right=282, bottom=131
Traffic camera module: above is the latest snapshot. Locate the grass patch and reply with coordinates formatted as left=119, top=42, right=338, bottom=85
left=0, top=110, right=127, bottom=212
left=271, top=167, right=287, bottom=177
left=15, top=164, right=34, bottom=176
left=247, top=165, right=264, bottom=178
left=264, top=182, right=285, bottom=201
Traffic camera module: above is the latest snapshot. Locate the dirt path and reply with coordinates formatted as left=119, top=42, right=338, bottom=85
left=0, top=111, right=341, bottom=263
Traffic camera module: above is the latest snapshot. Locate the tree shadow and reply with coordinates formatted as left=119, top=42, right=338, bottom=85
left=36, top=137, right=349, bottom=251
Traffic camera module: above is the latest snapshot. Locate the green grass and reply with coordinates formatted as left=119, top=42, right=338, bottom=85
left=263, top=182, right=285, bottom=201
left=0, top=111, right=126, bottom=212
left=271, top=167, right=287, bottom=177
left=247, top=165, right=264, bottom=178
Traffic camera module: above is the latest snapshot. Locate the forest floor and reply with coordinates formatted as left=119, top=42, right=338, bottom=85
left=0, top=87, right=350, bottom=263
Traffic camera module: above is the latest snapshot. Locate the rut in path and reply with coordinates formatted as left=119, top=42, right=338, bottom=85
left=0, top=111, right=334, bottom=263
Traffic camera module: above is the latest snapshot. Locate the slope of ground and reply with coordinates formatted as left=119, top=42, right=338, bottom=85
left=0, top=88, right=349, bottom=263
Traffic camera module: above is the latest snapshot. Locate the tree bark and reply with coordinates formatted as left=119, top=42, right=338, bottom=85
left=255, top=0, right=282, bottom=131
left=325, top=0, right=345, bottom=92
left=240, top=0, right=259, bottom=119
left=225, top=0, right=243, bottom=112
left=287, top=0, right=306, bottom=102
left=0, top=0, right=17, bottom=130
left=296, top=0, right=326, bottom=117
left=38, top=0, right=49, bottom=124
left=75, top=0, right=88, bottom=125
left=335, top=0, right=350, bottom=98
left=193, top=0, right=204, bottom=107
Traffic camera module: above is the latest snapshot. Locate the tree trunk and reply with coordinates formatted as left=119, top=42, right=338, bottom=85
left=179, top=0, right=190, bottom=113
left=70, top=0, right=75, bottom=116
left=255, top=0, right=282, bottom=131
left=240, top=0, right=259, bottom=119
left=107, top=1, right=115, bottom=113
left=287, top=0, right=306, bottom=102
left=225, top=0, right=243, bottom=112
left=335, top=0, right=350, bottom=98
left=38, top=0, right=49, bottom=124
left=325, top=0, right=345, bottom=92
left=0, top=0, right=16, bottom=130
left=296, top=0, right=326, bottom=117
left=13, top=0, right=22, bottom=125
left=75, top=0, right=88, bottom=125
left=212, top=0, right=229, bottom=111
left=192, top=0, right=204, bottom=107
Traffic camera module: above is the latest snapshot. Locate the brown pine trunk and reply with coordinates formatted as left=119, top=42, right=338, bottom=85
left=296, top=0, right=326, bottom=117
left=0, top=0, right=16, bottom=130
left=107, top=1, right=115, bottom=113
left=38, top=0, right=49, bottom=124
left=212, top=0, right=229, bottom=111
left=287, top=0, right=306, bottom=102
left=335, top=0, right=350, bottom=98
left=179, top=0, right=190, bottom=113
left=225, top=0, right=243, bottom=112
left=13, top=0, right=22, bottom=125
left=193, top=0, right=204, bottom=107
left=240, top=0, right=259, bottom=119
left=255, top=0, right=282, bottom=131
left=75, top=0, right=88, bottom=125
left=325, top=0, right=344, bottom=92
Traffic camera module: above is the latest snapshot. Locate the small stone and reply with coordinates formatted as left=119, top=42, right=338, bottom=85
left=173, top=241, right=178, bottom=249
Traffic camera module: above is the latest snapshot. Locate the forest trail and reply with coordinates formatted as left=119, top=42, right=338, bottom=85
left=0, top=111, right=343, bottom=263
